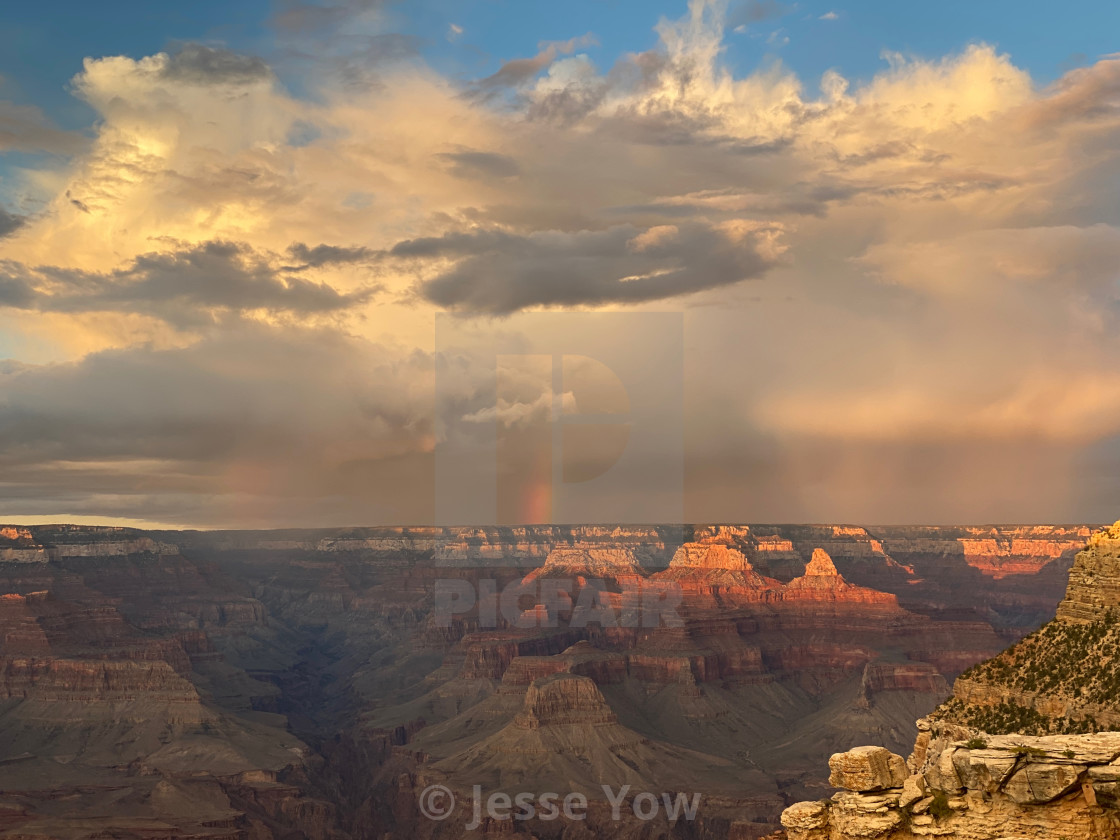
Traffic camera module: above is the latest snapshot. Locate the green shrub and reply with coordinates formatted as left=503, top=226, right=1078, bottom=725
left=928, top=791, right=953, bottom=821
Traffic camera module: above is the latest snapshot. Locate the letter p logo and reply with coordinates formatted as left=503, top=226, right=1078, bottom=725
left=436, top=313, right=683, bottom=526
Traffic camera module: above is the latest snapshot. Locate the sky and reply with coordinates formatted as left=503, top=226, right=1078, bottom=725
left=1, top=0, right=1120, bottom=527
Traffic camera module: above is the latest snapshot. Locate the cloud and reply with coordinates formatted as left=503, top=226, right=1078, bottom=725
left=404, top=220, right=785, bottom=314
left=0, top=208, right=25, bottom=239
left=1017, top=54, right=1120, bottom=129
left=462, top=389, right=563, bottom=428
left=766, top=29, right=790, bottom=47
left=728, top=0, right=791, bottom=27
left=160, top=44, right=272, bottom=85
left=66, top=191, right=91, bottom=213
left=0, top=101, right=86, bottom=154
left=436, top=149, right=521, bottom=179
left=0, top=241, right=379, bottom=327
left=471, top=34, right=597, bottom=97
left=0, top=325, right=436, bottom=526
left=6, top=1, right=1120, bottom=523
left=330, top=33, right=424, bottom=86
left=820, top=11, right=839, bottom=20
left=272, top=0, right=391, bottom=32
left=859, top=224, right=1120, bottom=296
left=0, top=273, right=35, bottom=308
left=285, top=242, right=375, bottom=268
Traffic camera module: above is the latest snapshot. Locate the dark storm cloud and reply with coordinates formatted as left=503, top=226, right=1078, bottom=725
left=436, top=150, right=521, bottom=179
left=286, top=242, right=375, bottom=268
left=0, top=208, right=25, bottom=239
left=0, top=274, right=34, bottom=308
left=160, top=44, right=272, bottom=85
left=0, top=240, right=378, bottom=326
left=397, top=222, right=780, bottom=314
left=524, top=81, right=609, bottom=124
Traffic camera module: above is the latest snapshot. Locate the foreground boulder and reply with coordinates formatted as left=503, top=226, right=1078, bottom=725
left=780, top=800, right=829, bottom=833
left=783, top=718, right=1120, bottom=839
left=828, top=746, right=909, bottom=792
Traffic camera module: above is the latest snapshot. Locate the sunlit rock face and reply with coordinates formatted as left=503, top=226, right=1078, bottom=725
left=827, top=745, right=909, bottom=792
left=1056, top=523, right=1120, bottom=624
left=934, top=521, right=1120, bottom=735
left=783, top=548, right=902, bottom=613
left=523, top=546, right=647, bottom=581
left=654, top=540, right=781, bottom=598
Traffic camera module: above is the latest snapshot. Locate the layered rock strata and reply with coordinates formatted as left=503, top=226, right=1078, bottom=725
left=0, top=521, right=1097, bottom=839
left=781, top=521, right=1120, bottom=840
left=935, top=523, right=1120, bottom=734
left=783, top=721, right=1120, bottom=840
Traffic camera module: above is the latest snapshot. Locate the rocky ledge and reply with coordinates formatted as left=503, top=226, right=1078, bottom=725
left=781, top=717, right=1120, bottom=839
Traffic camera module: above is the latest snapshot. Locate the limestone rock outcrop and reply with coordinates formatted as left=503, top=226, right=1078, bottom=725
left=782, top=800, right=830, bottom=833
left=784, top=723, right=1120, bottom=839
left=1056, top=523, right=1120, bottom=625
left=827, top=746, right=909, bottom=792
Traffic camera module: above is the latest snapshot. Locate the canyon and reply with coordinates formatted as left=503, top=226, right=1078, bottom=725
left=0, top=523, right=1092, bottom=839
left=781, top=521, right=1120, bottom=839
